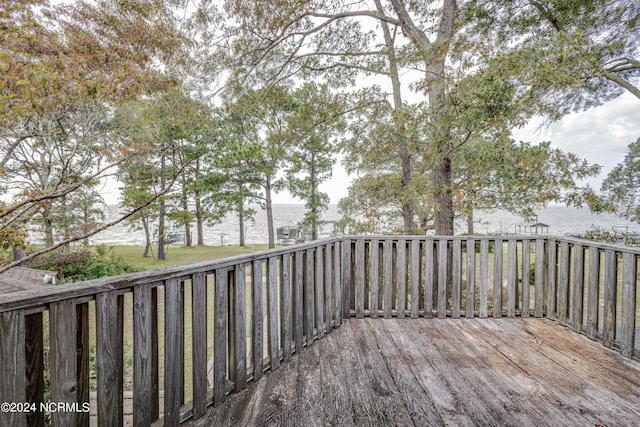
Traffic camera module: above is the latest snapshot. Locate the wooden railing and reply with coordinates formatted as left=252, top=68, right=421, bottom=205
left=0, top=235, right=638, bottom=426
left=343, top=236, right=639, bottom=359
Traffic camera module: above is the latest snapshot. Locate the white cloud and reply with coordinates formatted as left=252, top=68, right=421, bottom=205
left=513, top=92, right=640, bottom=190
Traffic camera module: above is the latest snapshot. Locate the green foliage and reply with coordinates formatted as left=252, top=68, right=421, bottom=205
left=30, top=245, right=139, bottom=283
left=599, top=138, right=640, bottom=223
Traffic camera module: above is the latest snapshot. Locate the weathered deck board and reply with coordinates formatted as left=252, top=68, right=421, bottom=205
left=186, top=318, right=640, bottom=427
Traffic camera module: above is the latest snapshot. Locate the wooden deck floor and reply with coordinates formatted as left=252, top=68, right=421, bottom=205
left=187, top=318, right=640, bottom=427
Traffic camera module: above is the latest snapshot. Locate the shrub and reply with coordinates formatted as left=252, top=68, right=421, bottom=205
left=31, top=246, right=139, bottom=283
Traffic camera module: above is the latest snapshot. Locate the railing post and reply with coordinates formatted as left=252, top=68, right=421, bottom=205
left=586, top=245, right=600, bottom=340
left=534, top=239, right=545, bottom=318
left=234, top=264, right=248, bottom=391
left=281, top=254, right=292, bottom=362
left=493, top=239, right=503, bottom=318
left=191, top=273, right=207, bottom=418
left=383, top=239, right=395, bottom=319
left=293, top=251, right=304, bottom=351
left=0, top=310, right=26, bottom=427
left=252, top=261, right=264, bottom=379
left=333, top=242, right=342, bottom=326
left=466, top=238, right=476, bottom=318
left=214, top=269, right=228, bottom=404
left=394, top=239, right=406, bottom=318
left=355, top=240, right=365, bottom=319
left=25, top=312, right=44, bottom=427
left=558, top=241, right=570, bottom=325
left=452, top=239, right=462, bottom=319
left=163, top=279, right=183, bottom=425
left=546, top=239, right=557, bottom=320
left=571, top=244, right=585, bottom=333
left=521, top=240, right=531, bottom=317
left=369, top=239, right=379, bottom=318
left=424, top=238, right=434, bottom=318
left=620, top=252, right=637, bottom=358
left=479, top=239, right=489, bottom=318
left=134, top=283, right=154, bottom=426
left=603, top=250, right=618, bottom=349
left=410, top=239, right=420, bottom=319
left=507, top=239, right=517, bottom=318
left=341, top=239, right=351, bottom=320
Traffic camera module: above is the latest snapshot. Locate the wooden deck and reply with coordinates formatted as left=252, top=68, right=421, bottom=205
left=188, top=318, right=640, bottom=427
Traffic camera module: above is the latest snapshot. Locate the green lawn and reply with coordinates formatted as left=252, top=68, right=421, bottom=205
left=112, top=244, right=273, bottom=271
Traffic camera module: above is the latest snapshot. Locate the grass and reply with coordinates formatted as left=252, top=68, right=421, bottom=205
left=112, top=243, right=272, bottom=270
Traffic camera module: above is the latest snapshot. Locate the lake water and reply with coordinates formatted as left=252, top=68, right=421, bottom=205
left=90, top=204, right=640, bottom=246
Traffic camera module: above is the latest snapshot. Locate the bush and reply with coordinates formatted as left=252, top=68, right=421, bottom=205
left=31, top=246, right=139, bottom=283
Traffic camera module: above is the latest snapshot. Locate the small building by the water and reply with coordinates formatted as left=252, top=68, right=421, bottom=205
left=514, top=221, right=550, bottom=236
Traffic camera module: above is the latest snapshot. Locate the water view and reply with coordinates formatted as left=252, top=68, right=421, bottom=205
left=91, top=204, right=640, bottom=246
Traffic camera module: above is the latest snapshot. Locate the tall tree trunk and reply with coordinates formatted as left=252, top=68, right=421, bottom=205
left=310, top=153, right=318, bottom=240
left=265, top=177, right=275, bottom=249
left=142, top=216, right=152, bottom=258
left=390, top=0, right=457, bottom=236
left=82, top=205, right=90, bottom=246
left=182, top=188, right=192, bottom=247
left=195, top=189, right=204, bottom=245
left=43, top=204, right=54, bottom=247
left=376, top=0, right=415, bottom=235
left=157, top=149, right=166, bottom=260
left=467, top=210, right=474, bottom=235
left=238, top=197, right=246, bottom=248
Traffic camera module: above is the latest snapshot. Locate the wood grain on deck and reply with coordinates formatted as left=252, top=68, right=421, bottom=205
left=187, top=318, right=640, bottom=427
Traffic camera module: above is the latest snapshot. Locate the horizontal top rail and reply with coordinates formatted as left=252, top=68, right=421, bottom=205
left=3, top=234, right=640, bottom=313
left=345, top=234, right=640, bottom=254
left=0, top=237, right=342, bottom=313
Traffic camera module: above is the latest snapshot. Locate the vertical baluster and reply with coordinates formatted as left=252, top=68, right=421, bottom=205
left=315, top=248, right=325, bottom=336
left=438, top=239, right=448, bottom=318
left=134, top=284, right=154, bottom=425
left=493, top=239, right=503, bottom=318
left=410, top=239, right=420, bottom=319
left=507, top=239, right=517, bottom=318
left=466, top=238, right=476, bottom=318
left=586, top=246, right=600, bottom=340
left=572, top=244, right=584, bottom=333
left=547, top=239, right=558, bottom=320
left=293, top=252, right=304, bottom=352
left=341, top=239, right=351, bottom=319
left=267, top=257, right=280, bottom=369
left=425, top=239, right=434, bottom=318
left=252, top=261, right=264, bottom=380
left=521, top=240, right=531, bottom=317
left=369, top=239, right=379, bottom=318
left=355, top=240, right=365, bottom=318
left=480, top=239, right=489, bottom=318
left=163, top=280, right=182, bottom=425
left=281, top=254, right=292, bottom=361
left=395, top=239, right=406, bottom=318
left=96, top=291, right=123, bottom=427
left=234, top=264, right=247, bottom=391
left=452, top=239, right=462, bottom=318
left=558, top=241, right=570, bottom=325
left=304, top=249, right=315, bottom=344
left=334, top=242, right=342, bottom=326
left=25, top=312, right=44, bottom=427
left=76, top=303, right=89, bottom=427
left=602, top=249, right=617, bottom=348
left=535, top=239, right=545, bottom=318
left=51, top=300, right=79, bottom=427
left=620, top=252, right=637, bottom=358
left=0, top=310, right=26, bottom=427
left=214, top=269, right=228, bottom=404
left=383, top=239, right=394, bottom=319
left=191, top=273, right=208, bottom=417
left=325, top=243, right=333, bottom=331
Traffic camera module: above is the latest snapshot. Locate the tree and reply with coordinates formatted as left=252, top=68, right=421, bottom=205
left=0, top=0, right=189, bottom=271
left=453, top=135, right=601, bottom=233
left=599, top=138, right=640, bottom=223
left=463, top=0, right=640, bottom=115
